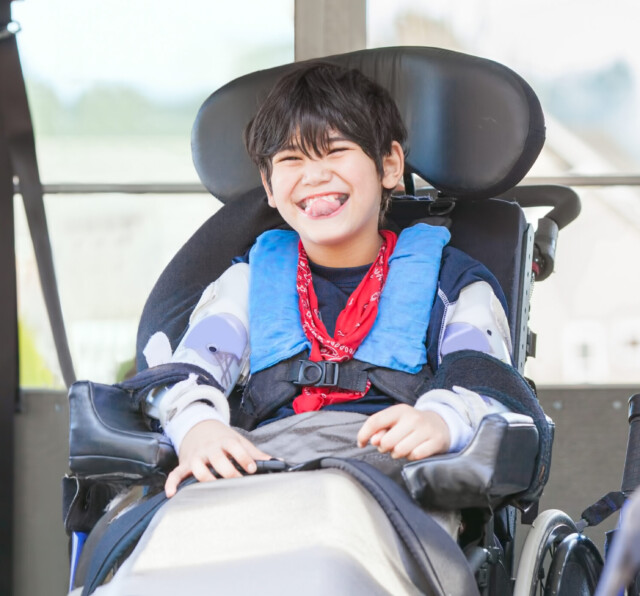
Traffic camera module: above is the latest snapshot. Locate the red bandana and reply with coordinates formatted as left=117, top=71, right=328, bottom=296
left=293, top=230, right=398, bottom=413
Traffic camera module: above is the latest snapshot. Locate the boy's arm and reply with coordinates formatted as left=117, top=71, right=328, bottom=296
left=140, top=263, right=272, bottom=494
left=143, top=262, right=251, bottom=432
left=359, top=277, right=513, bottom=459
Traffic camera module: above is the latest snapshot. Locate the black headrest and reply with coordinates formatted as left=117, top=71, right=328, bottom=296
left=192, top=46, right=545, bottom=204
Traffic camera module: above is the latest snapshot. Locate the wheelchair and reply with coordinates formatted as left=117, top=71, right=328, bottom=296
left=64, top=46, right=620, bottom=595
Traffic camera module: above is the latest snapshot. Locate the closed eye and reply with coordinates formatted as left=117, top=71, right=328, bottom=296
left=274, top=153, right=302, bottom=163
left=328, top=145, right=350, bottom=155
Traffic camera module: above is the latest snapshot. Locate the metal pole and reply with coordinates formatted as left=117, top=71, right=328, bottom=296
left=0, top=6, right=17, bottom=595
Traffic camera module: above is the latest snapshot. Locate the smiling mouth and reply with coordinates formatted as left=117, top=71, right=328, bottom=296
left=298, top=193, right=349, bottom=217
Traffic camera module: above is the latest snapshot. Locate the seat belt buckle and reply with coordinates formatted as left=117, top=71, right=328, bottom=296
left=294, top=360, right=340, bottom=387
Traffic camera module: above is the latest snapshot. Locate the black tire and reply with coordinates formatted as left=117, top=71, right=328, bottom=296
left=544, top=532, right=603, bottom=595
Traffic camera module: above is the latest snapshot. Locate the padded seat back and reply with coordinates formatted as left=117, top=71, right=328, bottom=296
left=192, top=46, right=544, bottom=203
left=387, top=197, right=531, bottom=367
left=138, top=47, right=543, bottom=371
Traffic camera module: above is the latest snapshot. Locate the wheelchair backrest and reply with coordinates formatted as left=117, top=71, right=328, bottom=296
left=137, top=47, right=543, bottom=372
left=192, top=46, right=544, bottom=203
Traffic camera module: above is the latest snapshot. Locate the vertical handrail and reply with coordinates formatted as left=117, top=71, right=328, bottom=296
left=621, top=394, right=640, bottom=494
left=0, top=4, right=17, bottom=593
left=0, top=21, right=76, bottom=389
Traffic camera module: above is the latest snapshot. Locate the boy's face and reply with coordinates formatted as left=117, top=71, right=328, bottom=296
left=262, top=132, right=404, bottom=267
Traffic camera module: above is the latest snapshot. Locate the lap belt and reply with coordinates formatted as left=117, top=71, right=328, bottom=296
left=236, top=353, right=434, bottom=429
left=79, top=459, right=479, bottom=596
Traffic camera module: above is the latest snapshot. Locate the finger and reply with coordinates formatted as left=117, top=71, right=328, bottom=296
left=226, top=436, right=274, bottom=474
left=242, top=439, right=273, bottom=463
left=377, top=417, right=417, bottom=454
left=357, top=412, right=390, bottom=446
left=191, top=457, right=219, bottom=482
left=369, top=430, right=386, bottom=446
left=357, top=406, right=404, bottom=446
left=389, top=431, right=424, bottom=459
left=407, top=439, right=444, bottom=461
left=165, top=464, right=192, bottom=498
left=209, top=449, right=244, bottom=479
left=224, top=441, right=260, bottom=475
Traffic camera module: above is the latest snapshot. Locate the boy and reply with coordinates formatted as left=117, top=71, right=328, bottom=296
left=145, top=63, right=516, bottom=499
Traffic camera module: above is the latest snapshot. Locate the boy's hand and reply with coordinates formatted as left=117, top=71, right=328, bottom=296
left=357, top=404, right=450, bottom=461
left=164, top=420, right=272, bottom=497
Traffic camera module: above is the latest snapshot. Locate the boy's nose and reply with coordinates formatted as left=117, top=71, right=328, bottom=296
left=301, top=160, right=331, bottom=185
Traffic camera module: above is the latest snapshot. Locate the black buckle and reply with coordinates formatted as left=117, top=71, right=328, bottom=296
left=294, top=360, right=339, bottom=387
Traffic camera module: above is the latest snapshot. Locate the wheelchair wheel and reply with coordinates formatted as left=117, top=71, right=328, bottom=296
left=545, top=532, right=603, bottom=595
left=513, top=509, right=602, bottom=596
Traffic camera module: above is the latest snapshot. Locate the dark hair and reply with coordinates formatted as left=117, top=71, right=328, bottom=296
left=244, top=62, right=407, bottom=212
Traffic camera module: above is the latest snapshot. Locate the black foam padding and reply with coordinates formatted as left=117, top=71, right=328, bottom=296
left=192, top=47, right=544, bottom=203
left=136, top=188, right=284, bottom=368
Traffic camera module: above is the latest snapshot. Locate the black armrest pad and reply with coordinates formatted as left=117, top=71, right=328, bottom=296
left=68, top=380, right=177, bottom=480
left=401, top=414, right=539, bottom=510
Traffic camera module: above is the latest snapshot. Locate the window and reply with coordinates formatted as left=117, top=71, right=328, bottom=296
left=13, top=0, right=294, bottom=385
left=368, top=0, right=640, bottom=384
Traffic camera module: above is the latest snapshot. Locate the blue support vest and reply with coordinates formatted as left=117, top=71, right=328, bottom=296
left=248, top=223, right=451, bottom=374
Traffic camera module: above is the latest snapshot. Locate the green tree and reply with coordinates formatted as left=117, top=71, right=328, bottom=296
left=18, top=320, right=59, bottom=388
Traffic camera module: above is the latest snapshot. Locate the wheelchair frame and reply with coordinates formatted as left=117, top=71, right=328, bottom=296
left=64, top=46, right=640, bottom=595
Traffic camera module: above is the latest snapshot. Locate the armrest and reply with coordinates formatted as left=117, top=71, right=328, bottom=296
left=68, top=380, right=177, bottom=481
left=401, top=413, right=541, bottom=510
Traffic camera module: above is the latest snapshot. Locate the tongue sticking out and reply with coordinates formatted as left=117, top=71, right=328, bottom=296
left=305, top=196, right=345, bottom=217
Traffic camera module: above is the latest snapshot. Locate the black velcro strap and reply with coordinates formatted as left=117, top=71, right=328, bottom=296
left=579, top=491, right=626, bottom=529
left=432, top=351, right=538, bottom=411
left=431, top=350, right=551, bottom=503
left=117, top=362, right=223, bottom=407
left=288, top=358, right=369, bottom=391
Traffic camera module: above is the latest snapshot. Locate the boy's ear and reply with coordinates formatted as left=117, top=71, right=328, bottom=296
left=260, top=172, right=276, bottom=208
left=381, top=141, right=405, bottom=190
